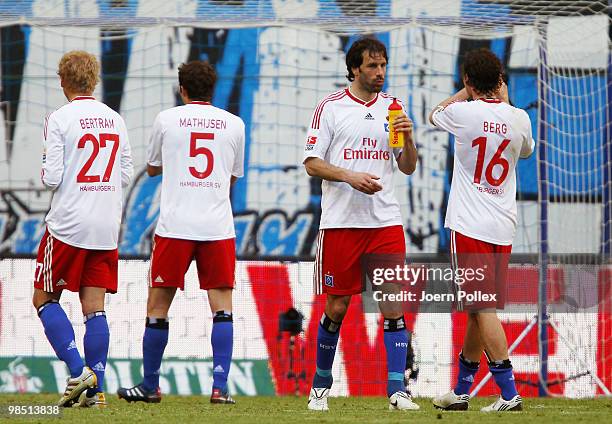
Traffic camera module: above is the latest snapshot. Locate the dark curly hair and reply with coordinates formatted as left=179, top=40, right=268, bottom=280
left=462, top=48, right=503, bottom=95
left=345, top=37, right=388, bottom=82
left=178, top=61, right=217, bottom=101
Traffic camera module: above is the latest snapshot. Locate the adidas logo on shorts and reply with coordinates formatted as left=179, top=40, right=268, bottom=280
left=155, top=276, right=164, bottom=283
left=56, top=278, right=67, bottom=287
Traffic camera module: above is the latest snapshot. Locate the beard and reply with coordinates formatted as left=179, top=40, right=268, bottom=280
left=361, top=77, right=384, bottom=94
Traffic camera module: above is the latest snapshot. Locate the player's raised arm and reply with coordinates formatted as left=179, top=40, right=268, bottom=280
left=497, top=80, right=510, bottom=104
left=428, top=88, right=471, bottom=127
left=519, top=110, right=536, bottom=159
left=41, top=114, right=64, bottom=190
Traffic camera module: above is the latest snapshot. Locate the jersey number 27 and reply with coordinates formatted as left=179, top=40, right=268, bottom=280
left=77, top=133, right=119, bottom=183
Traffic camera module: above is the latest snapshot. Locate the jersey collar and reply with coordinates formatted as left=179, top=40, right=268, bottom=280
left=345, top=88, right=378, bottom=107
left=71, top=96, right=95, bottom=101
left=189, top=101, right=211, bottom=105
left=478, top=98, right=502, bottom=104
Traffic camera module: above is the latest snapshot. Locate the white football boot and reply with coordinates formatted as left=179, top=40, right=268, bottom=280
left=433, top=390, right=470, bottom=410
left=388, top=391, right=420, bottom=410
left=57, top=366, right=97, bottom=407
left=307, top=387, right=330, bottom=411
left=481, top=395, right=523, bottom=412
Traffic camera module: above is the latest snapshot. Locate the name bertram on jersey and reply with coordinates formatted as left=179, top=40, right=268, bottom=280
left=79, top=117, right=115, bottom=129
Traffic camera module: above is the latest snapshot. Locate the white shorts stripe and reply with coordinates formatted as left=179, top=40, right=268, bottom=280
left=42, top=236, right=47, bottom=291
left=148, top=237, right=156, bottom=288
left=313, top=231, right=320, bottom=294
left=313, top=231, right=319, bottom=294
left=314, top=230, right=325, bottom=295
left=49, top=237, right=53, bottom=292
left=450, top=230, right=457, bottom=272
left=450, top=230, right=463, bottom=311
left=43, top=234, right=52, bottom=292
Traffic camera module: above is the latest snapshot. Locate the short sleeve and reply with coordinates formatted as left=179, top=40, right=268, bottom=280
left=119, top=118, right=134, bottom=187
left=519, top=111, right=535, bottom=159
left=146, top=113, right=164, bottom=166
left=431, top=101, right=463, bottom=136
left=41, top=113, right=64, bottom=190
left=232, top=119, right=245, bottom=178
left=303, top=100, right=334, bottom=163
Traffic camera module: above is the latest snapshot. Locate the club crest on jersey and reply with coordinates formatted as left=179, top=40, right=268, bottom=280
left=364, top=112, right=375, bottom=120
left=324, top=274, right=334, bottom=287
left=305, top=136, right=317, bottom=151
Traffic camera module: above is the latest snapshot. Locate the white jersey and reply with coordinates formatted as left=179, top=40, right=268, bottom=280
left=147, top=102, right=245, bottom=241
left=432, top=98, right=535, bottom=245
left=42, top=96, right=133, bottom=249
left=303, top=88, right=404, bottom=229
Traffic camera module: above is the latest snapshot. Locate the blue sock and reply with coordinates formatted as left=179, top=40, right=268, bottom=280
left=454, top=352, right=480, bottom=395
left=142, top=317, right=169, bottom=392
left=37, top=301, right=84, bottom=378
left=312, top=314, right=341, bottom=389
left=489, top=359, right=519, bottom=400
left=83, top=312, right=109, bottom=396
left=383, top=316, right=408, bottom=397
left=211, top=311, right=233, bottom=392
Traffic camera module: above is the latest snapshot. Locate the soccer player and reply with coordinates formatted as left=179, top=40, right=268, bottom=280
left=117, top=61, right=245, bottom=405
left=429, top=48, right=534, bottom=412
left=32, top=50, right=133, bottom=407
left=304, top=37, right=419, bottom=411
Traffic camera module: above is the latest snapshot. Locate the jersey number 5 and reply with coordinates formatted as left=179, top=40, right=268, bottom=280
left=472, top=136, right=510, bottom=186
left=77, top=133, right=119, bottom=183
left=189, top=132, right=214, bottom=179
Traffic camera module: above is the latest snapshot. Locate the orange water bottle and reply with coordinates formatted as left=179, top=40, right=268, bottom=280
left=388, top=98, right=404, bottom=148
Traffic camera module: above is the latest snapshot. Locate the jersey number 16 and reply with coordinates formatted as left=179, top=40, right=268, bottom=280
left=472, top=136, right=510, bottom=187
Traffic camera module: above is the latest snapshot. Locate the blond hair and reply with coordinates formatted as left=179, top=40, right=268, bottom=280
left=57, top=50, right=100, bottom=94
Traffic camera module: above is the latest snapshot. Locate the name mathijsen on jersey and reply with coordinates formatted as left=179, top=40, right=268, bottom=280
left=343, top=137, right=391, bottom=161
left=179, top=117, right=227, bottom=129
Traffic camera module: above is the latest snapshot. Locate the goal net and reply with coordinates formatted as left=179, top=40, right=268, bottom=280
left=0, top=0, right=609, bottom=398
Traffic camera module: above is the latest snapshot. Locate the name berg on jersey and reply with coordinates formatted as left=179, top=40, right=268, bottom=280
left=79, top=117, right=115, bottom=129
left=179, top=117, right=227, bottom=129
left=343, top=137, right=390, bottom=161
left=483, top=121, right=507, bottom=135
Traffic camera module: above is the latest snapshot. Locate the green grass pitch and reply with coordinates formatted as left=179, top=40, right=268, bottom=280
left=0, top=394, right=610, bottom=423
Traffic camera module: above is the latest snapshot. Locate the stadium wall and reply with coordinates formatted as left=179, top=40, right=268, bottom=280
left=0, top=259, right=610, bottom=398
